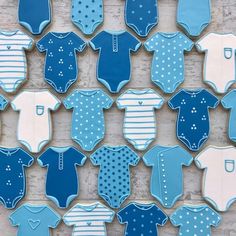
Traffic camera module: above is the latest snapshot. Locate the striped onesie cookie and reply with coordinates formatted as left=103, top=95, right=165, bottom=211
left=117, top=88, right=164, bottom=150
left=0, top=30, right=33, bottom=93
left=63, top=202, right=114, bottom=236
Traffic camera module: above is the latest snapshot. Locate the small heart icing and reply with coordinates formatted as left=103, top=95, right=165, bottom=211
left=7, top=45, right=11, bottom=50
left=138, top=101, right=143, bottom=105
left=28, top=219, right=40, bottom=230
left=87, top=221, right=92, bottom=226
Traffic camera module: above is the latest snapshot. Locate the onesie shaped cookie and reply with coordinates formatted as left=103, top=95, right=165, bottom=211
left=37, top=32, right=86, bottom=94
left=177, top=0, right=211, bottom=37
left=222, top=90, right=236, bottom=142
left=143, top=145, right=193, bottom=208
left=0, top=147, right=33, bottom=209
left=195, top=146, right=236, bottom=212
left=9, top=203, right=61, bottom=236
left=144, top=32, right=193, bottom=93
left=71, top=0, right=103, bottom=35
left=196, top=33, right=236, bottom=94
left=11, top=90, right=61, bottom=153
left=168, top=89, right=219, bottom=151
left=117, top=202, right=168, bottom=236
left=18, top=0, right=51, bottom=35
left=170, top=205, right=221, bottom=236
left=63, top=202, right=114, bottom=236
left=124, top=0, right=158, bottom=37
left=90, top=31, right=141, bottom=93
left=117, top=89, right=164, bottom=150
left=90, top=145, right=140, bottom=208
left=0, top=30, right=33, bottom=93
left=38, top=146, right=86, bottom=208
left=64, top=89, right=113, bottom=151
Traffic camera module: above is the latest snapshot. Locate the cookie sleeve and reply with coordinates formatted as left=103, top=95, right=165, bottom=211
left=102, top=205, right=115, bottom=223
left=71, top=147, right=87, bottom=166
left=203, top=90, right=219, bottom=108
left=20, top=149, right=34, bottom=167
left=9, top=206, right=24, bottom=226
left=21, top=32, right=34, bottom=50
left=46, top=91, right=61, bottom=110
left=71, top=32, right=86, bottom=52
left=38, top=149, right=51, bottom=167
left=116, top=91, right=128, bottom=109
left=208, top=207, right=221, bottom=227
left=63, top=90, right=77, bottom=109
left=168, top=90, right=183, bottom=109
left=143, top=147, right=157, bottom=166
left=127, top=33, right=141, bottom=52
left=170, top=207, right=184, bottom=226
left=11, top=92, right=24, bottom=111
left=100, top=90, right=113, bottom=109
left=195, top=147, right=212, bottom=169
left=63, top=206, right=75, bottom=226
left=89, top=32, right=105, bottom=50
left=152, top=90, right=164, bottom=109
left=46, top=207, right=61, bottom=228
left=195, top=33, right=212, bottom=52
left=181, top=33, right=194, bottom=52
left=90, top=147, right=104, bottom=165
left=126, top=147, right=140, bottom=166
left=36, top=33, right=50, bottom=52
left=176, top=146, right=193, bottom=166
left=221, top=90, right=236, bottom=109
left=153, top=206, right=168, bottom=226
left=0, top=95, right=8, bottom=111
left=117, top=205, right=131, bottom=224
left=144, top=33, right=158, bottom=51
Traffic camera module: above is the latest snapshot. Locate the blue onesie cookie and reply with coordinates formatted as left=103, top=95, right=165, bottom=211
left=18, top=0, right=51, bottom=35
left=143, top=145, right=193, bottom=208
left=37, top=32, right=86, bottom=93
left=0, top=147, right=33, bottom=209
left=177, top=0, right=211, bottom=37
left=144, top=32, right=193, bottom=93
left=71, top=0, right=103, bottom=35
left=170, top=205, right=221, bottom=236
left=168, top=89, right=219, bottom=151
left=38, top=146, right=86, bottom=209
left=124, top=0, right=158, bottom=37
left=90, top=31, right=141, bottom=93
left=64, top=89, right=113, bottom=151
left=117, top=202, right=168, bottom=236
left=90, top=145, right=140, bottom=208
left=9, top=203, right=61, bottom=236
left=222, top=90, right=236, bottom=142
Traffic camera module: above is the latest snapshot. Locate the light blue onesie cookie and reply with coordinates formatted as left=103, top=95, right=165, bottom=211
left=64, top=89, right=113, bottom=151
left=143, top=145, right=193, bottom=208
left=177, top=0, right=211, bottom=37
left=71, top=0, right=103, bottom=35
left=90, top=145, right=140, bottom=208
left=144, top=32, right=193, bottom=93
left=222, top=89, right=236, bottom=142
left=170, top=205, right=221, bottom=236
left=9, top=204, right=61, bottom=236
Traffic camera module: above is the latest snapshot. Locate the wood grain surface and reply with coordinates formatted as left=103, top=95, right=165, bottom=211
left=0, top=0, right=236, bottom=235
